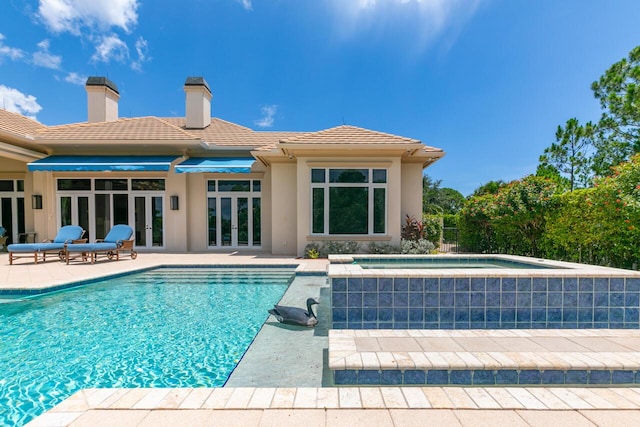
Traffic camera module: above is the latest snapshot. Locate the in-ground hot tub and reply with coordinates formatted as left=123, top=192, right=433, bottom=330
left=328, top=254, right=640, bottom=330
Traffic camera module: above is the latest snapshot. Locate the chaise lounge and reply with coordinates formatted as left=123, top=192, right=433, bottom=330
left=8, top=225, right=85, bottom=265
left=64, top=224, right=137, bottom=264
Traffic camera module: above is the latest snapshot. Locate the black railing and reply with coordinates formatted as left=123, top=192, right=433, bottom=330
left=440, top=227, right=459, bottom=253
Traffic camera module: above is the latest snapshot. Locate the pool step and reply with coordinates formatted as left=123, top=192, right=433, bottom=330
left=329, top=329, right=640, bottom=386
left=126, top=269, right=295, bottom=285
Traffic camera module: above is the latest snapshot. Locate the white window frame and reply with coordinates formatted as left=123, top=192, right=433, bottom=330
left=310, top=168, right=387, bottom=236
left=206, top=179, right=262, bottom=248
left=0, top=179, right=25, bottom=244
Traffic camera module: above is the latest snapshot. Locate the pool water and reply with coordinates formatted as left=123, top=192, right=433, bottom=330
left=0, top=267, right=292, bottom=427
left=355, top=257, right=556, bottom=269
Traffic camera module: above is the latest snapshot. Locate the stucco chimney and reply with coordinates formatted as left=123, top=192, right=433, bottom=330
left=184, top=77, right=212, bottom=129
left=85, top=77, right=119, bottom=123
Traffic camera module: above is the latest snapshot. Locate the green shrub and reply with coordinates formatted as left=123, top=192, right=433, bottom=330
left=401, top=214, right=424, bottom=240
left=401, top=239, right=435, bottom=254
left=458, top=193, right=497, bottom=253
left=368, top=241, right=401, bottom=254
left=541, top=154, right=640, bottom=269
left=422, top=215, right=442, bottom=247
left=459, top=155, right=640, bottom=269
left=304, top=242, right=322, bottom=258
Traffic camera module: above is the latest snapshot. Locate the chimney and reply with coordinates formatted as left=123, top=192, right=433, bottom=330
left=85, top=77, right=119, bottom=123
left=184, top=77, right=212, bottom=129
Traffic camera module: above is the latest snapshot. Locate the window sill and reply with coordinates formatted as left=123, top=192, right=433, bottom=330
left=306, top=235, right=391, bottom=242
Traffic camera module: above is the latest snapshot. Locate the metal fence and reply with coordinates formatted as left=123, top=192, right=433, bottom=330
left=440, top=227, right=459, bottom=253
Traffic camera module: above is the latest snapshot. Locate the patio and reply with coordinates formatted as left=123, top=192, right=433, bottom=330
left=2, top=253, right=640, bottom=426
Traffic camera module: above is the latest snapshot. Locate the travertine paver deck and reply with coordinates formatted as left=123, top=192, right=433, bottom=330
left=0, top=252, right=328, bottom=291
left=8, top=254, right=640, bottom=425
left=26, top=386, right=640, bottom=426
left=329, top=329, right=640, bottom=371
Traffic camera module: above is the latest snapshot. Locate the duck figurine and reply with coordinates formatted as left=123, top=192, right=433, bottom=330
left=268, top=297, right=319, bottom=327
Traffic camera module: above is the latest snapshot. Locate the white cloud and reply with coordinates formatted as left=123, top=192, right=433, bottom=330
left=91, top=34, right=129, bottom=63
left=255, top=105, right=277, bottom=128
left=64, top=72, right=86, bottom=85
left=32, top=39, right=62, bottom=69
left=0, top=33, right=25, bottom=61
left=38, top=0, right=139, bottom=35
left=130, top=36, right=149, bottom=71
left=237, top=0, right=252, bottom=11
left=0, top=85, right=42, bottom=120
left=36, top=1, right=147, bottom=72
left=327, top=0, right=482, bottom=49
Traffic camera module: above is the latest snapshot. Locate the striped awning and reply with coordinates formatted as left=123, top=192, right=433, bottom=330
left=28, top=156, right=179, bottom=172
left=174, top=157, right=255, bottom=174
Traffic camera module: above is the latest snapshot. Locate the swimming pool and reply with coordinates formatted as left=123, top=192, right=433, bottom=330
left=0, top=267, right=293, bottom=427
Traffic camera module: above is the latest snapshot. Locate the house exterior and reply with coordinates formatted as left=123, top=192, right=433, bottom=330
left=0, top=77, right=444, bottom=257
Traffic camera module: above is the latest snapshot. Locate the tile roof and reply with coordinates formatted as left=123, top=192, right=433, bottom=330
left=0, top=109, right=46, bottom=137
left=162, top=118, right=302, bottom=148
left=34, top=117, right=197, bottom=141
left=279, top=125, right=421, bottom=145
left=2, top=111, right=442, bottom=154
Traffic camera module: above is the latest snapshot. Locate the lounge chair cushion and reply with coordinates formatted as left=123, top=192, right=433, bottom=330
left=103, top=224, right=134, bottom=244
left=7, top=242, right=65, bottom=253
left=8, top=225, right=84, bottom=252
left=64, top=225, right=133, bottom=254
left=52, top=225, right=85, bottom=243
left=65, top=242, right=118, bottom=253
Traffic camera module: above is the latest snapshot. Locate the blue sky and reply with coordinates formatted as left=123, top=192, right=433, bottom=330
left=1, top=0, right=639, bottom=195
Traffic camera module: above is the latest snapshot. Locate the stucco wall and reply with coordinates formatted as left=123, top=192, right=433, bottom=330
left=0, top=157, right=27, bottom=173
left=32, top=171, right=57, bottom=241
left=295, top=159, right=311, bottom=257
left=259, top=166, right=272, bottom=252
left=388, top=159, right=403, bottom=247
left=165, top=171, right=188, bottom=252
left=401, top=162, right=424, bottom=222
left=1, top=156, right=429, bottom=254
left=185, top=173, right=207, bottom=251
left=271, top=162, right=297, bottom=255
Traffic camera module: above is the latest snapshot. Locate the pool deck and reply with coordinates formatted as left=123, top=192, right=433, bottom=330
left=3, top=252, right=640, bottom=426
left=329, top=329, right=640, bottom=387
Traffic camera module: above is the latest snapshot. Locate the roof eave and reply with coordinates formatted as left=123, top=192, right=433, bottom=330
left=202, top=142, right=266, bottom=151
left=0, top=141, right=48, bottom=162
left=36, top=139, right=200, bottom=146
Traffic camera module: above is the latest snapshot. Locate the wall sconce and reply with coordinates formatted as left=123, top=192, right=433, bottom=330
left=32, top=194, right=43, bottom=210
left=170, top=195, right=179, bottom=210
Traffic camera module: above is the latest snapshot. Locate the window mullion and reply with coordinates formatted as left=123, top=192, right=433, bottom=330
left=368, top=183, right=373, bottom=234
left=323, top=185, right=328, bottom=235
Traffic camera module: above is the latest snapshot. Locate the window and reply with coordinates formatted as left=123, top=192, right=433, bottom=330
left=311, top=168, right=387, bottom=235
left=0, top=180, right=24, bottom=192
left=0, top=180, right=14, bottom=192
left=58, top=179, right=91, bottom=191
left=96, top=179, right=128, bottom=191
left=132, top=179, right=165, bottom=191
left=218, top=180, right=250, bottom=192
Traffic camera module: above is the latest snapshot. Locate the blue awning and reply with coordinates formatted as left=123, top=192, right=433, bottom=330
left=28, top=156, right=179, bottom=172
left=174, top=157, right=255, bottom=173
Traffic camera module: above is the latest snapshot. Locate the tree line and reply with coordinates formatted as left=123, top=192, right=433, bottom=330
left=424, top=45, right=640, bottom=269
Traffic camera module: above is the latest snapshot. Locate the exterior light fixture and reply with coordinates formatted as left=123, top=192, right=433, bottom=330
left=170, top=195, right=179, bottom=210
left=32, top=195, right=43, bottom=210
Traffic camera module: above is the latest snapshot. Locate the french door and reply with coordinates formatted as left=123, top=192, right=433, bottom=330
left=133, top=194, right=164, bottom=249
left=207, top=179, right=261, bottom=249
left=207, top=195, right=261, bottom=248
left=59, top=195, right=91, bottom=241
left=0, top=196, right=25, bottom=245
